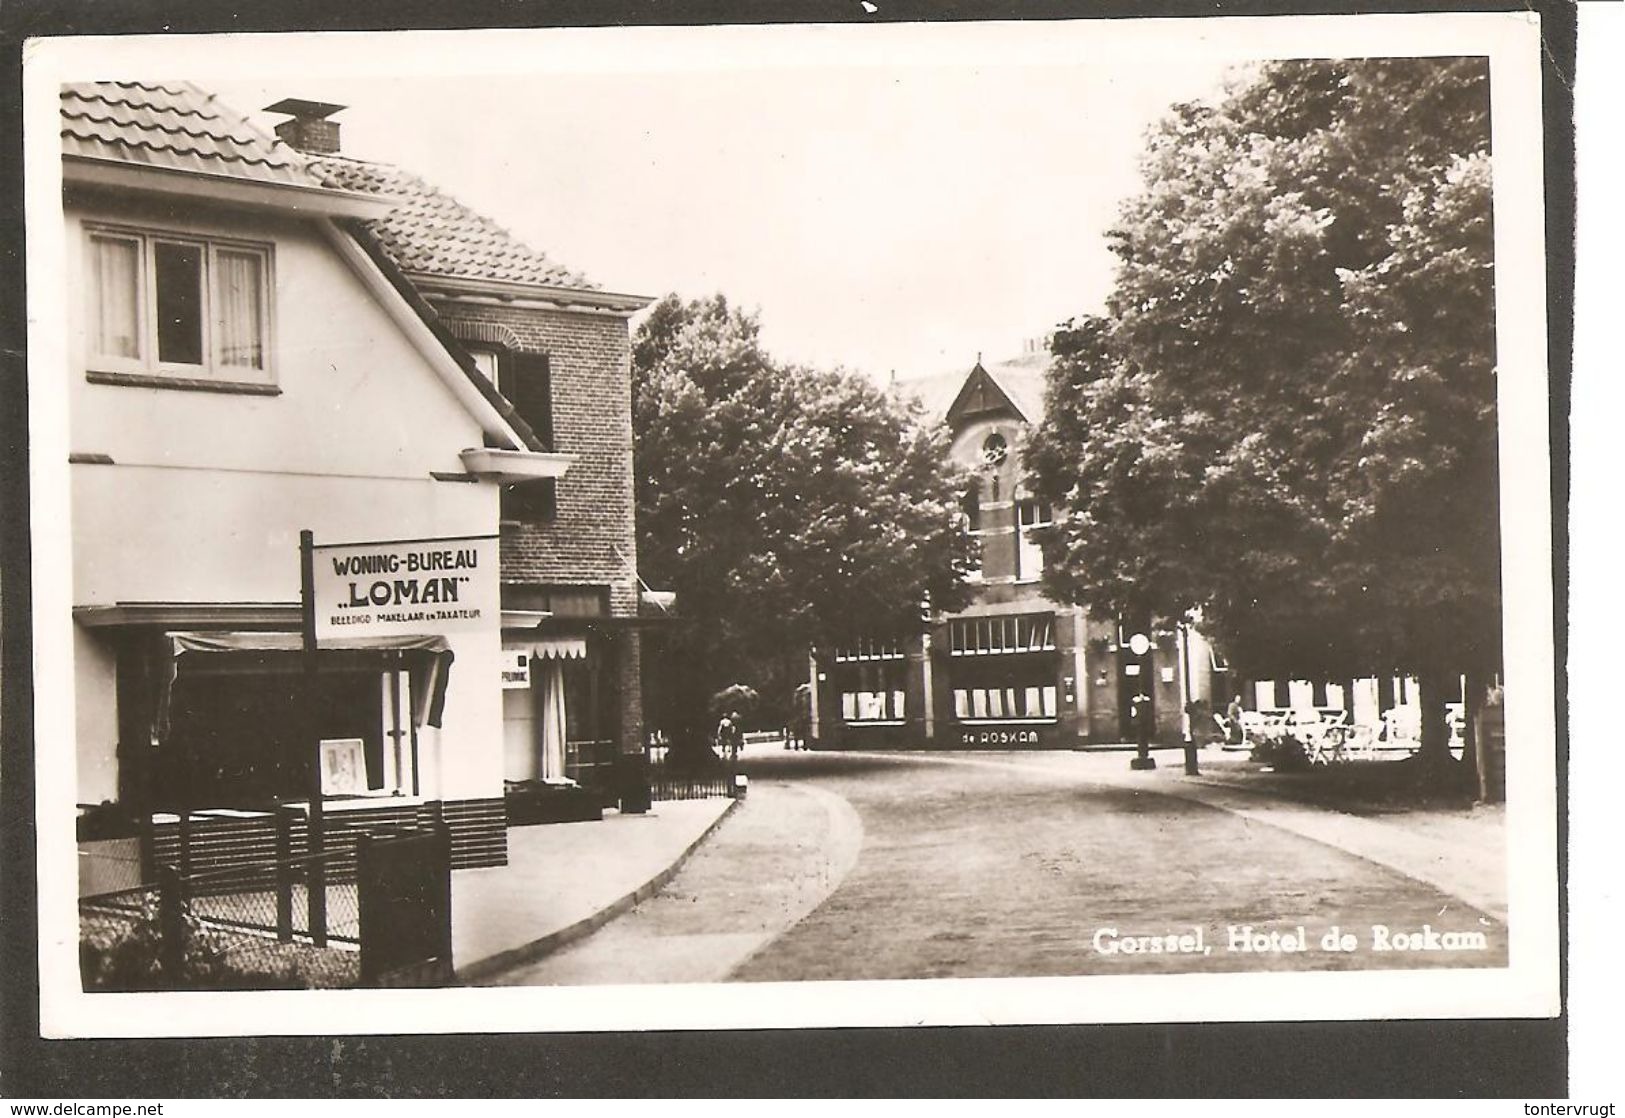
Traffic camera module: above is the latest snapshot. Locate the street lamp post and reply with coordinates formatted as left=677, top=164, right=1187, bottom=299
left=1127, top=631, right=1156, bottom=770
left=1179, top=622, right=1200, bottom=776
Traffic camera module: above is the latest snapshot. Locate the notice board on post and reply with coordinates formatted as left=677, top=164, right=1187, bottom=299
left=310, top=534, right=500, bottom=643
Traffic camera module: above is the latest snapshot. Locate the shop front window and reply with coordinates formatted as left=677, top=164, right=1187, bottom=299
left=838, top=659, right=907, bottom=724
left=164, top=665, right=415, bottom=806
left=951, top=681, right=1058, bottom=723
left=946, top=612, right=1059, bottom=724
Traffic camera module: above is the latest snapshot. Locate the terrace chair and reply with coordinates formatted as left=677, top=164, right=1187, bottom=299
left=1383, top=706, right=1422, bottom=752
left=1340, top=723, right=1379, bottom=760
left=1299, top=717, right=1345, bottom=765
left=1238, top=711, right=1270, bottom=748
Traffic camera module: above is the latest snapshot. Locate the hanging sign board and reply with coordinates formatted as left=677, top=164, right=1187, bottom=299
left=312, top=534, right=500, bottom=642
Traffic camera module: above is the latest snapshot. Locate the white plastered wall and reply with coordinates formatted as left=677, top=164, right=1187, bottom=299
left=66, top=193, right=505, bottom=804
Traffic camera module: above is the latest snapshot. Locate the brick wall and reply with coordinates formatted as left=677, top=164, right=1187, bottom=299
left=432, top=301, right=640, bottom=618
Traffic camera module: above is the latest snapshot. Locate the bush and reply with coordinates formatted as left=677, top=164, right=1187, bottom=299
left=1250, top=733, right=1311, bottom=772
left=709, top=684, right=759, bottom=722
left=81, top=901, right=337, bottom=991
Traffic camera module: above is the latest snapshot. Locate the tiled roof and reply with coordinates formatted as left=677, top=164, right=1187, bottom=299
left=892, top=368, right=969, bottom=425
left=895, top=349, right=1051, bottom=427
left=982, top=354, right=1048, bottom=426
left=60, top=81, right=320, bottom=188
left=307, top=155, right=595, bottom=290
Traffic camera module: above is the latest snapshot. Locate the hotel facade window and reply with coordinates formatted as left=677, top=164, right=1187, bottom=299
left=947, top=614, right=1059, bottom=723
left=86, top=226, right=273, bottom=387
left=962, top=483, right=985, bottom=581
left=834, top=638, right=908, bottom=724
left=1016, top=497, right=1053, bottom=582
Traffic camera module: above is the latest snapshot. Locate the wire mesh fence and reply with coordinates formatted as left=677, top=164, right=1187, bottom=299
left=183, top=852, right=363, bottom=944
left=79, top=841, right=387, bottom=990
left=79, top=880, right=360, bottom=991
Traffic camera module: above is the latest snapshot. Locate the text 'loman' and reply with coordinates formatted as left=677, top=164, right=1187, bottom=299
left=346, top=576, right=467, bottom=608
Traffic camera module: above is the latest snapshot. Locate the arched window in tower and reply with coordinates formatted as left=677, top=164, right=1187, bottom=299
left=982, top=432, right=1007, bottom=503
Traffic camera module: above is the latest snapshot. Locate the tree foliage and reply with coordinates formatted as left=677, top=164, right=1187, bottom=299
left=634, top=295, right=975, bottom=740
left=1025, top=59, right=1498, bottom=766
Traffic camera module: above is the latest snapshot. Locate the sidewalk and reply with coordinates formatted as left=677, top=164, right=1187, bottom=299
left=481, top=781, right=863, bottom=986
left=1022, top=749, right=1507, bottom=922
left=1162, top=753, right=1508, bottom=922
left=451, top=797, right=737, bottom=982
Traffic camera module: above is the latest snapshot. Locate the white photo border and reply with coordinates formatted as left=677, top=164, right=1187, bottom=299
left=24, top=11, right=1560, bottom=1039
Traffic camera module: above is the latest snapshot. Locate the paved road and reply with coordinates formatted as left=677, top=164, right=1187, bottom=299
left=504, top=750, right=1506, bottom=983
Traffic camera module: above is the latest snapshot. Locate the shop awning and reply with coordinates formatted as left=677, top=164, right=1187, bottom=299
left=509, top=636, right=588, bottom=661
left=157, top=631, right=455, bottom=735
left=170, top=632, right=450, bottom=657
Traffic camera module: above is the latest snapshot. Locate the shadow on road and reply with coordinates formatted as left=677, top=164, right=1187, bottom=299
left=737, top=750, right=941, bottom=781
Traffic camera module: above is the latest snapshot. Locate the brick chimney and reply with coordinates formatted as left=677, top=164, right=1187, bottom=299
left=264, top=97, right=347, bottom=155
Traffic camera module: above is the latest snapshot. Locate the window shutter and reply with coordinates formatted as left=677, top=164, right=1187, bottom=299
left=506, top=351, right=553, bottom=450
left=501, top=350, right=557, bottom=522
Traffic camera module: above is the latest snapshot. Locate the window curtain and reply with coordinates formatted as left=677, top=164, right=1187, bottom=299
left=215, top=249, right=264, bottom=368
left=537, top=660, right=568, bottom=782
left=92, top=237, right=140, bottom=359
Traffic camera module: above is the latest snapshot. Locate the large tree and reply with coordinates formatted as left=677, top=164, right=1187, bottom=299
left=633, top=294, right=975, bottom=746
left=1025, top=58, right=1499, bottom=775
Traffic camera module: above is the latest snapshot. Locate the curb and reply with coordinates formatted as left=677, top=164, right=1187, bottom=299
left=455, top=797, right=742, bottom=984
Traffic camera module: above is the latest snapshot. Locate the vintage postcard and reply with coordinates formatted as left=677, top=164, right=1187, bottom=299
left=23, top=12, right=1560, bottom=1039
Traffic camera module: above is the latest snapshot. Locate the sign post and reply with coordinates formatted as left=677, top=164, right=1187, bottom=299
left=299, top=529, right=327, bottom=945
left=298, top=529, right=500, bottom=946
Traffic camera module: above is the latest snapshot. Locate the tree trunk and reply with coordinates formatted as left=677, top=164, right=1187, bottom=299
left=1460, top=671, right=1482, bottom=792
left=1414, top=666, right=1460, bottom=785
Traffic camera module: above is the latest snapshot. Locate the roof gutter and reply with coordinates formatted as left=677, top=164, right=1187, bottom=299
left=407, top=272, right=654, bottom=315
left=63, top=156, right=398, bottom=220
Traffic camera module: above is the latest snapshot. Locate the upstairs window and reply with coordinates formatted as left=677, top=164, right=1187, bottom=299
left=1016, top=498, right=1053, bottom=582
left=948, top=613, right=1055, bottom=656
left=961, top=483, right=984, bottom=582
left=468, top=348, right=504, bottom=393
left=487, top=348, right=557, bottom=524
left=86, top=227, right=273, bottom=388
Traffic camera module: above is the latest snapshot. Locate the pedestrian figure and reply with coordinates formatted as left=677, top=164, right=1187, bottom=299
left=716, top=710, right=742, bottom=764
left=1225, top=695, right=1246, bottom=746
left=1130, top=691, right=1153, bottom=744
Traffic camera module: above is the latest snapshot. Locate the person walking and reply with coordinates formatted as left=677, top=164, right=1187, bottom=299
left=716, top=710, right=742, bottom=764
left=1225, top=695, right=1246, bottom=746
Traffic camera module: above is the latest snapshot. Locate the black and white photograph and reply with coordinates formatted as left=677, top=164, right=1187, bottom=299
left=20, top=11, right=1562, bottom=1045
